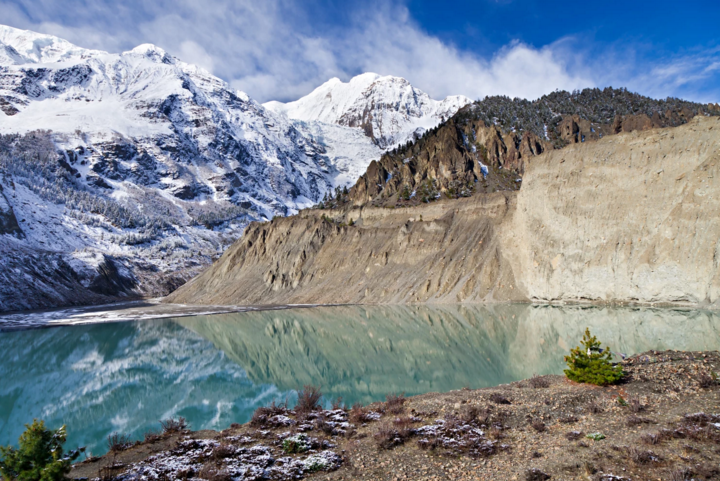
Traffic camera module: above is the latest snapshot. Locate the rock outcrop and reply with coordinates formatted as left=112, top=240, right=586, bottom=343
left=0, top=181, right=22, bottom=238
left=348, top=118, right=548, bottom=206
left=168, top=116, right=720, bottom=308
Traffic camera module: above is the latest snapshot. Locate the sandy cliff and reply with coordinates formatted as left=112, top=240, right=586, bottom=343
left=168, top=116, right=720, bottom=308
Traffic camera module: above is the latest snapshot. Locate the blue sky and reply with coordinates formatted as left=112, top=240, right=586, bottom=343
left=1, top=0, right=718, bottom=103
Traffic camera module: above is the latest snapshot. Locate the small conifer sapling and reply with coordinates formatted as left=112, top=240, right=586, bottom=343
left=564, top=328, right=623, bottom=386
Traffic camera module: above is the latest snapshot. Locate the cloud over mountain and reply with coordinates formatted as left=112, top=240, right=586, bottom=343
left=2, top=0, right=717, bottom=103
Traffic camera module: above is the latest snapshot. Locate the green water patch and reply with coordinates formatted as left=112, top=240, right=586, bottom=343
left=0, top=304, right=718, bottom=459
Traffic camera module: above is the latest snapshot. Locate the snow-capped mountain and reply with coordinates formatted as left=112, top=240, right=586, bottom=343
left=265, top=73, right=472, bottom=149
left=0, top=25, right=343, bottom=311
left=0, top=25, right=471, bottom=312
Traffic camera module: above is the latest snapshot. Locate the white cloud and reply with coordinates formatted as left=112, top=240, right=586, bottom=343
left=178, top=40, right=215, bottom=74
left=0, top=0, right=717, bottom=103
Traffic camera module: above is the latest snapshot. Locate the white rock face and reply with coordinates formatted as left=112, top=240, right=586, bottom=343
left=265, top=73, right=472, bottom=149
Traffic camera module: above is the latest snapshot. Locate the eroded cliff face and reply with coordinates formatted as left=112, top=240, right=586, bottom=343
left=168, top=116, right=720, bottom=308
left=504, top=115, right=720, bottom=305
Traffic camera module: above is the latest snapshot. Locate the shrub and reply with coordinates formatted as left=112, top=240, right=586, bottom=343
left=525, top=468, right=551, bottom=481
left=697, top=370, right=718, bottom=388
left=160, top=417, right=188, bottom=434
left=295, top=385, right=322, bottom=415
left=628, top=397, right=647, bottom=413
left=250, top=400, right=288, bottom=427
left=564, top=328, right=624, bottom=386
left=385, top=394, right=406, bottom=414
left=530, top=419, right=546, bottom=433
left=107, top=432, right=132, bottom=453
left=373, top=424, right=412, bottom=450
left=528, top=375, right=550, bottom=389
left=566, top=430, right=584, bottom=441
left=282, top=434, right=310, bottom=454
left=489, top=393, right=511, bottom=405
left=0, top=420, right=84, bottom=481
left=559, top=415, right=578, bottom=424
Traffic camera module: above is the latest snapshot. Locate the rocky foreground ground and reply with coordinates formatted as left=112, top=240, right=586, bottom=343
left=71, top=350, right=720, bottom=481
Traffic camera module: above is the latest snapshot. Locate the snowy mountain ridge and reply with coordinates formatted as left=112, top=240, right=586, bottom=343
left=0, top=25, right=471, bottom=312
left=265, top=73, right=472, bottom=149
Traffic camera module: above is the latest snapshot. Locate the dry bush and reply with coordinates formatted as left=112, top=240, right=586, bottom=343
left=331, top=396, right=344, bottom=410
left=462, top=405, right=480, bottom=423
left=489, top=426, right=504, bottom=440
left=525, top=468, right=551, bottom=481
left=626, top=447, right=659, bottom=465
left=385, top=393, right=406, bottom=414
left=374, top=422, right=413, bottom=450
left=489, top=393, right=511, bottom=405
left=566, top=430, right=584, bottom=441
left=314, top=415, right=336, bottom=436
left=640, top=433, right=660, bottom=445
left=107, top=433, right=132, bottom=453
left=198, top=464, right=232, bottom=481
left=669, top=468, right=692, bottom=481
left=295, top=385, right=323, bottom=415
left=529, top=375, right=550, bottom=389
left=626, top=415, right=655, bottom=427
left=160, top=417, right=187, bottom=434
left=530, top=419, right=546, bottom=433
left=628, top=397, right=648, bottom=413
left=559, top=414, right=579, bottom=424
left=143, top=430, right=161, bottom=443
left=250, top=400, right=288, bottom=427
left=211, top=444, right=235, bottom=460
left=349, top=403, right=374, bottom=424
left=587, top=401, right=604, bottom=414
left=696, top=371, right=717, bottom=389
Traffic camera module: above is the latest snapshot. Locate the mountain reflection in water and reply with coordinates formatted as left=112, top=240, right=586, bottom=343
left=180, top=304, right=720, bottom=405
left=1, top=304, right=718, bottom=458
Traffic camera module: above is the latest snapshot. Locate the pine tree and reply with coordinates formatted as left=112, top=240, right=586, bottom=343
left=0, top=420, right=84, bottom=481
left=564, top=328, right=624, bottom=386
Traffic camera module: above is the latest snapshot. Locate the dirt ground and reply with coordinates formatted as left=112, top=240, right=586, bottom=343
left=71, top=350, right=720, bottom=481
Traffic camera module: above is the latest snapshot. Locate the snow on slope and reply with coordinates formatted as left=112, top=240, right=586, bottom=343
left=0, top=25, right=362, bottom=312
left=265, top=73, right=472, bottom=149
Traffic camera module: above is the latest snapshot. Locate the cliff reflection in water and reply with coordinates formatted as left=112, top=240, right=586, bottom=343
left=180, top=304, right=720, bottom=406
left=1, top=304, right=717, bottom=458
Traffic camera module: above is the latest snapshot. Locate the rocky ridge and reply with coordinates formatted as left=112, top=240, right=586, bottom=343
left=347, top=87, right=717, bottom=207
left=168, top=116, right=720, bottom=308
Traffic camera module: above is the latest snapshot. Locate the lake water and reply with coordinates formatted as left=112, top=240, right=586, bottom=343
left=1, top=304, right=718, bottom=458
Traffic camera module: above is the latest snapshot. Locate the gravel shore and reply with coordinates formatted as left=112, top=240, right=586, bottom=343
left=71, top=350, right=720, bottom=481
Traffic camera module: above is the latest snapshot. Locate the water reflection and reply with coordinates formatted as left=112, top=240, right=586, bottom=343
left=180, top=304, right=720, bottom=405
left=0, top=304, right=718, bottom=458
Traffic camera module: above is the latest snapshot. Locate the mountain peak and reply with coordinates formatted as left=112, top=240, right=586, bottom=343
left=125, top=43, right=175, bottom=64
left=0, top=24, right=103, bottom=64
left=263, top=72, right=471, bottom=149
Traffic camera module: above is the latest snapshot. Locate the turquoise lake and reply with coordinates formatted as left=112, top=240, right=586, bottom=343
left=1, top=304, right=719, bottom=458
